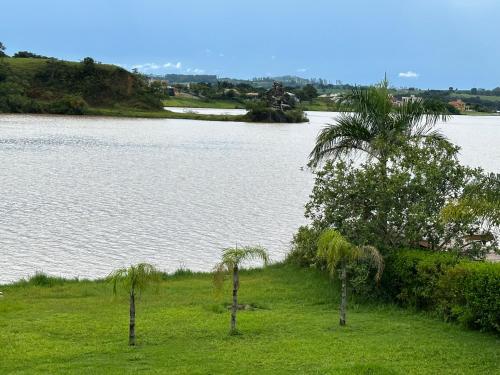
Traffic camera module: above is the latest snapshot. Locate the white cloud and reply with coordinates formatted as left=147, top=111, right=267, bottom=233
left=297, top=68, right=308, bottom=73
left=132, top=62, right=182, bottom=71
left=163, top=62, right=182, bottom=69
left=399, top=71, right=419, bottom=78
left=131, top=62, right=160, bottom=71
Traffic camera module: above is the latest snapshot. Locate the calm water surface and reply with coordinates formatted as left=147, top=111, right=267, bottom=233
left=1, top=112, right=499, bottom=283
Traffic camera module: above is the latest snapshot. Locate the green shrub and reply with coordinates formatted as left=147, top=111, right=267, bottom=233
left=382, top=249, right=500, bottom=333
left=437, top=262, right=500, bottom=332
left=244, top=100, right=307, bottom=123
left=287, top=225, right=322, bottom=267
left=8, top=272, right=69, bottom=287
left=383, top=249, right=461, bottom=309
left=46, top=95, right=88, bottom=115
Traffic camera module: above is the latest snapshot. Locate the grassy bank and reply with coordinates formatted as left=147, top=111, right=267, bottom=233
left=86, top=107, right=246, bottom=122
left=163, top=97, right=246, bottom=109
left=0, top=265, right=498, bottom=374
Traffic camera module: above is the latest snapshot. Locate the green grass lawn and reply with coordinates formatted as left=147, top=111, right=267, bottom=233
left=0, top=265, right=498, bottom=374
left=163, top=97, right=246, bottom=109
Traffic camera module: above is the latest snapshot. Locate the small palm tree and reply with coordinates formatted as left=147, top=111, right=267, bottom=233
left=213, top=246, right=269, bottom=334
left=317, top=229, right=384, bottom=326
left=108, top=263, right=161, bottom=346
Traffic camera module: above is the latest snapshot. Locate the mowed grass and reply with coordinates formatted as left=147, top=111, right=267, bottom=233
left=163, top=97, right=246, bottom=109
left=0, top=265, right=498, bottom=374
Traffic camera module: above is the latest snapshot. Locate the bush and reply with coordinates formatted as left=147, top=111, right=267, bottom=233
left=45, top=95, right=88, bottom=115
left=244, top=100, right=307, bottom=123
left=287, top=225, right=322, bottom=267
left=383, top=249, right=500, bottom=333
left=382, top=249, right=461, bottom=309
left=437, top=262, right=500, bottom=332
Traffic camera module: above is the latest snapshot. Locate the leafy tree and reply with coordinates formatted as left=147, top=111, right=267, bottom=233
left=305, top=138, right=496, bottom=257
left=309, top=79, right=448, bottom=245
left=0, top=42, right=6, bottom=57
left=441, top=172, right=500, bottom=253
left=317, top=229, right=383, bottom=325
left=297, top=84, right=318, bottom=101
left=213, top=246, right=269, bottom=334
left=108, top=263, right=161, bottom=346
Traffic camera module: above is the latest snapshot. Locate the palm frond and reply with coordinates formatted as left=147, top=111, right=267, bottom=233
left=107, top=263, right=161, bottom=294
left=317, top=229, right=353, bottom=276
left=309, top=113, right=375, bottom=166
left=357, top=245, right=384, bottom=282
left=317, top=229, right=384, bottom=282
left=212, top=245, right=269, bottom=290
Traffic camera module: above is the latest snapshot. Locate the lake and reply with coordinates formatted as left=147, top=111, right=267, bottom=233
left=1, top=112, right=499, bottom=283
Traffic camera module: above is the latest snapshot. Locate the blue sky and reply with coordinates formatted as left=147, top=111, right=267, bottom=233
left=1, top=0, right=499, bottom=88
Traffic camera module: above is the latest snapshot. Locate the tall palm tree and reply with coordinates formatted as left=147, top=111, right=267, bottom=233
left=317, top=229, right=383, bottom=326
left=309, top=78, right=448, bottom=167
left=108, top=263, right=161, bottom=346
left=213, top=246, right=269, bottom=334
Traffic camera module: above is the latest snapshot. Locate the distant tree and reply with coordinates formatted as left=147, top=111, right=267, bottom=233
left=108, top=263, right=161, bottom=346
left=317, top=229, right=383, bottom=326
left=13, top=51, right=48, bottom=59
left=213, top=246, right=269, bottom=334
left=0, top=42, right=6, bottom=57
left=449, top=86, right=454, bottom=91
left=81, top=57, right=96, bottom=75
left=297, top=84, right=318, bottom=101
left=82, top=57, right=95, bottom=65
left=471, top=88, right=478, bottom=95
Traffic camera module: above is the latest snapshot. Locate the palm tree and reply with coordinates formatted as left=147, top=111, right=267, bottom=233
left=317, top=229, right=383, bottom=326
left=108, top=263, right=161, bottom=346
left=309, top=78, right=448, bottom=168
left=213, top=246, right=269, bottom=334
left=309, top=79, right=449, bottom=243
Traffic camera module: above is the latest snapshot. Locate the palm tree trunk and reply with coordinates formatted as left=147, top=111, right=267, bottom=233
left=339, top=263, right=347, bottom=326
left=129, top=288, right=136, bottom=346
left=230, top=265, right=239, bottom=333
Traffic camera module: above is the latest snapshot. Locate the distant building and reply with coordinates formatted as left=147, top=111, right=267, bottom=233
left=401, top=95, right=422, bottom=104
left=245, top=92, right=260, bottom=98
left=449, top=99, right=467, bottom=112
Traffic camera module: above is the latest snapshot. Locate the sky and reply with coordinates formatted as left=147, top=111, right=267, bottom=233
left=1, top=0, right=499, bottom=89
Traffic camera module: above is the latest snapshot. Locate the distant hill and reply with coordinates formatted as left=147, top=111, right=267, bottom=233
left=162, top=74, right=218, bottom=84
left=0, top=57, right=163, bottom=114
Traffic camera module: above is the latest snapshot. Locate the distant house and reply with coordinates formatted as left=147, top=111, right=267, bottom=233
left=449, top=99, right=467, bottom=112
left=401, top=95, right=422, bottom=104
left=245, top=92, right=260, bottom=98
left=390, top=95, right=402, bottom=107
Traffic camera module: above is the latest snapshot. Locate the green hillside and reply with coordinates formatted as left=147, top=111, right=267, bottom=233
left=0, top=57, right=163, bottom=115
